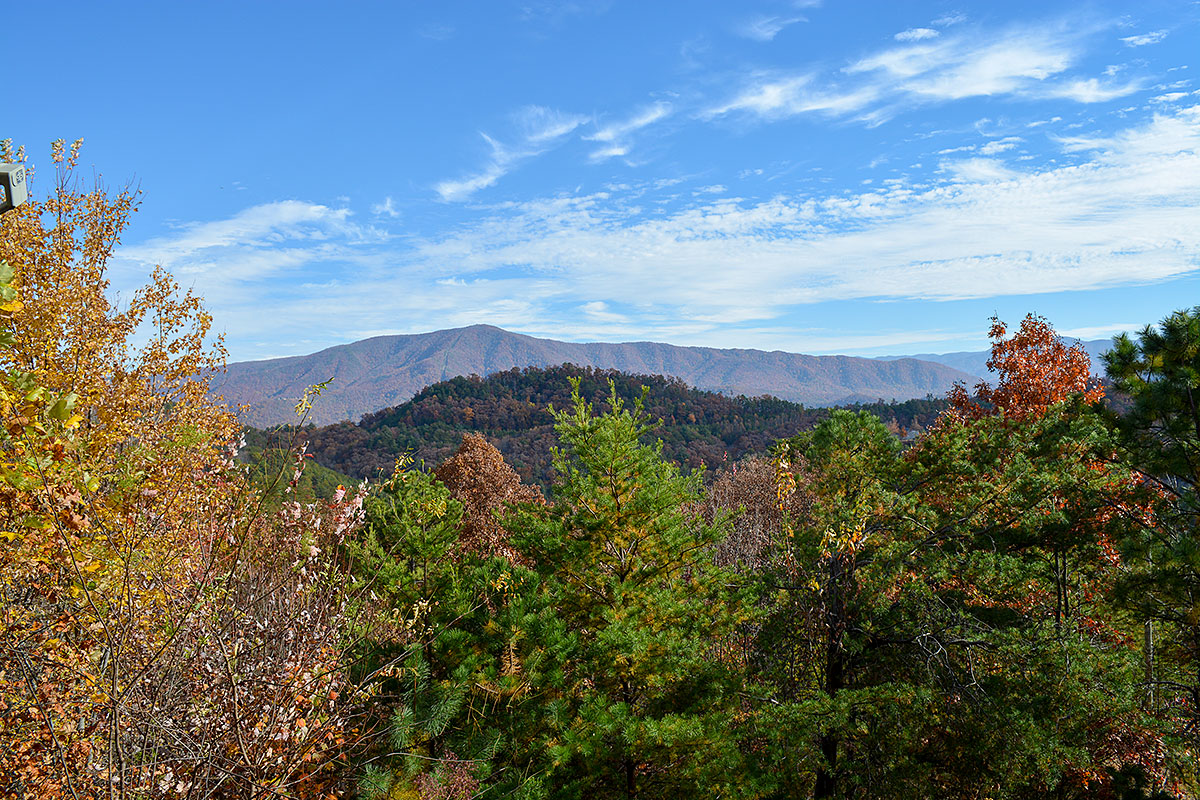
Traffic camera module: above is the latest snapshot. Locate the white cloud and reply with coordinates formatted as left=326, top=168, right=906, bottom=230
left=1058, top=323, right=1140, bottom=339
left=410, top=104, right=1200, bottom=320
left=130, top=107, right=1200, bottom=361
left=1027, top=116, right=1063, bottom=128
left=121, top=201, right=358, bottom=272
left=515, top=105, right=587, bottom=144
left=435, top=140, right=510, bottom=202
left=938, top=156, right=1018, bottom=182
left=979, top=136, right=1022, bottom=155
left=711, top=22, right=1128, bottom=125
left=590, top=144, right=628, bottom=160
left=584, top=102, right=672, bottom=161
left=708, top=73, right=881, bottom=119
left=895, top=28, right=939, bottom=42
left=1153, top=92, right=1190, bottom=104
left=737, top=15, right=805, bottom=41
left=882, top=37, right=1073, bottom=99
left=932, top=12, right=967, bottom=27
left=114, top=201, right=384, bottom=328
left=1121, top=29, right=1168, bottom=47
left=435, top=106, right=585, bottom=201
left=579, top=300, right=630, bottom=323
left=372, top=196, right=400, bottom=218
left=1055, top=106, right=1200, bottom=161
left=587, top=103, right=672, bottom=143
left=1044, top=77, right=1142, bottom=103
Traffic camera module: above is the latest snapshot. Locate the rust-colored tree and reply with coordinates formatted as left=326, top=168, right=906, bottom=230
left=433, top=432, right=544, bottom=562
left=948, top=313, right=1104, bottom=421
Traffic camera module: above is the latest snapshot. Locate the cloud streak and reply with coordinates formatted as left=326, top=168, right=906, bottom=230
left=583, top=102, right=672, bottom=161
left=737, top=15, right=805, bottom=41
left=435, top=106, right=585, bottom=201
left=710, top=21, right=1142, bottom=125
left=895, top=28, right=939, bottom=42
left=1121, top=29, right=1168, bottom=47
left=414, top=104, right=1200, bottom=317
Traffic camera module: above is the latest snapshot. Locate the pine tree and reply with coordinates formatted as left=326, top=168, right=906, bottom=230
left=353, top=459, right=509, bottom=799
left=503, top=380, right=759, bottom=799
left=1106, top=307, right=1200, bottom=773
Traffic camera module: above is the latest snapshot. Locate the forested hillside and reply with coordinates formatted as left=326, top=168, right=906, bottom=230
left=274, top=364, right=949, bottom=487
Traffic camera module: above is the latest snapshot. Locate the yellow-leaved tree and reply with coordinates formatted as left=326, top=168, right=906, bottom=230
left=0, top=139, right=377, bottom=799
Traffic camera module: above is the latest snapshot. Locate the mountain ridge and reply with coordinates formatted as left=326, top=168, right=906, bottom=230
left=213, top=324, right=981, bottom=426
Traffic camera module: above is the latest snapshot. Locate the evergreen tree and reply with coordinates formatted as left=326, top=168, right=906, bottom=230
left=353, top=459, right=516, bottom=799
left=1106, top=307, right=1200, bottom=775
left=503, top=380, right=760, bottom=799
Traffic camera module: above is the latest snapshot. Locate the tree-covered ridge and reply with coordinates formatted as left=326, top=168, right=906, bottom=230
left=285, top=364, right=950, bottom=487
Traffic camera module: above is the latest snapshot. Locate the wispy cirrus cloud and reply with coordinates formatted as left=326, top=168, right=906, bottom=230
left=1122, top=29, right=1168, bottom=47
left=123, top=105, right=1200, bottom=361
left=113, top=200, right=388, bottom=326
left=979, top=136, right=1022, bottom=155
left=1044, top=76, right=1143, bottom=102
left=895, top=27, right=939, bottom=42
left=434, top=105, right=585, bottom=201
left=932, top=12, right=967, bottom=27
left=583, top=102, right=672, bottom=161
left=707, top=72, right=882, bottom=120
left=372, top=196, right=400, bottom=218
left=938, top=156, right=1019, bottom=182
left=1058, top=323, right=1141, bottom=339
left=410, top=104, right=1200, bottom=327
left=737, top=14, right=806, bottom=41
left=121, top=201, right=362, bottom=276
left=710, top=21, right=1143, bottom=125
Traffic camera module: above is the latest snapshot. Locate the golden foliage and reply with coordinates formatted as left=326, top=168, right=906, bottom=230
left=0, top=142, right=369, bottom=799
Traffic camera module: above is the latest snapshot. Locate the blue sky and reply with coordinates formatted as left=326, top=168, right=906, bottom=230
left=8, top=1, right=1200, bottom=362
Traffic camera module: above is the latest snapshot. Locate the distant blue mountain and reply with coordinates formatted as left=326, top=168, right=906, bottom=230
left=875, top=338, right=1114, bottom=381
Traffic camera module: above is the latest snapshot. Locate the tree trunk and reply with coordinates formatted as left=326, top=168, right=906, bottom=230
left=815, top=556, right=847, bottom=799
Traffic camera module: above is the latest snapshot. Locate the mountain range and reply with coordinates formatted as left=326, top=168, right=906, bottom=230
left=213, top=325, right=982, bottom=427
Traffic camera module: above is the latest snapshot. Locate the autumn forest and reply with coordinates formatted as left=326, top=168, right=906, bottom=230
left=7, top=146, right=1200, bottom=800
